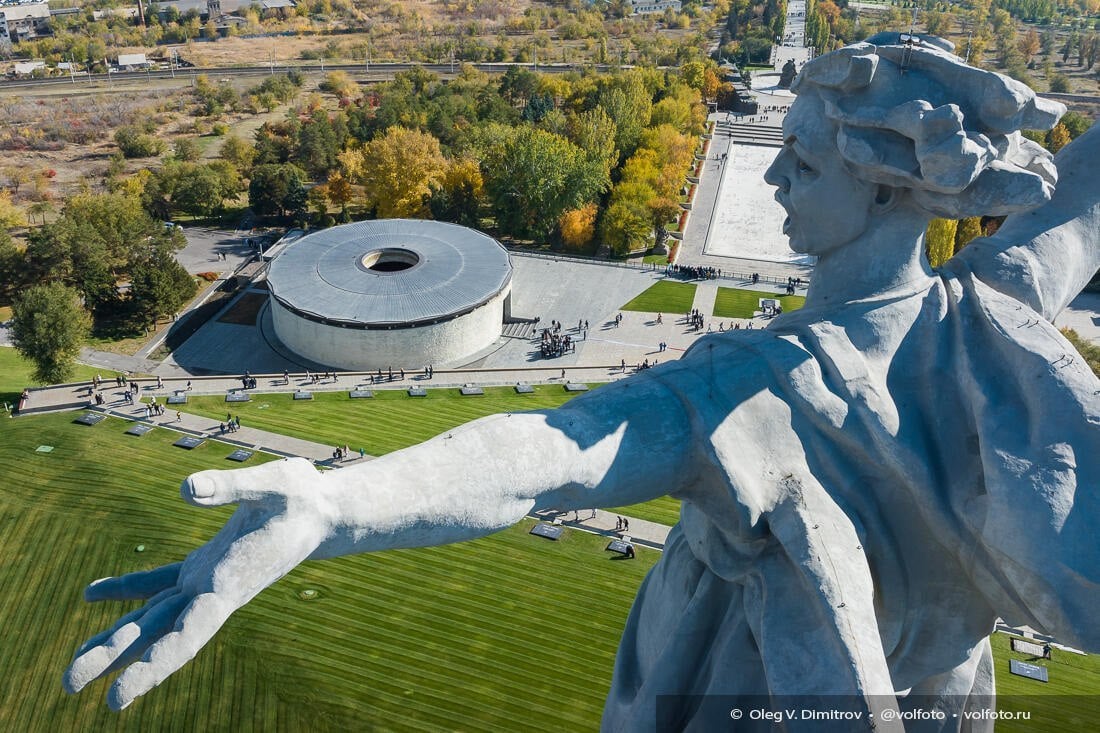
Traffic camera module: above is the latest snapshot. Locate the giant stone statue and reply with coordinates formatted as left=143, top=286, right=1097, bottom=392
left=778, top=58, right=798, bottom=89
left=64, top=36, right=1099, bottom=731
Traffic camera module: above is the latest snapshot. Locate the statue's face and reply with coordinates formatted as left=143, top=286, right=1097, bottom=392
left=764, top=97, right=879, bottom=256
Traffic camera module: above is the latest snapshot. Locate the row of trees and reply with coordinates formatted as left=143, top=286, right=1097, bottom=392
left=0, top=193, right=196, bottom=330
left=134, top=65, right=707, bottom=252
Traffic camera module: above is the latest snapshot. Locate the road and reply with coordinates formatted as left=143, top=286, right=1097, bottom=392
left=0, top=61, right=638, bottom=93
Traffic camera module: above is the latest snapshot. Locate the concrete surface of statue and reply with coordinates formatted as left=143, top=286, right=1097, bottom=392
left=64, top=36, right=1100, bottom=731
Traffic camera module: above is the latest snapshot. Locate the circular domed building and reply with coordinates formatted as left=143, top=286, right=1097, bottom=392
left=266, top=220, right=513, bottom=370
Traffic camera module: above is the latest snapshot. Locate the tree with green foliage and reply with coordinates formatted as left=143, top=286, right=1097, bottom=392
left=478, top=124, right=607, bottom=241
left=253, top=119, right=300, bottom=166
left=924, top=218, right=958, bottom=268
left=597, top=72, right=653, bottom=161
left=248, top=164, right=308, bottom=219
left=172, top=137, right=202, bottom=162
left=10, top=282, right=91, bottom=384
left=114, top=126, right=165, bottom=158
left=1059, top=111, right=1093, bottom=140
left=600, top=182, right=654, bottom=255
left=0, top=229, right=25, bottom=300
left=295, top=109, right=344, bottom=178
left=220, top=135, right=257, bottom=174
left=130, top=248, right=197, bottom=327
left=566, top=107, right=619, bottom=183
left=162, top=161, right=242, bottom=217
left=499, top=65, right=540, bottom=107
left=22, top=193, right=181, bottom=313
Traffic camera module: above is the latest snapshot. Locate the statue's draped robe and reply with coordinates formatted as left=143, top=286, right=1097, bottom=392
left=602, top=270, right=1099, bottom=732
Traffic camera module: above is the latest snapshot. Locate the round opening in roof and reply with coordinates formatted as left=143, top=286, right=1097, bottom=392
left=359, top=247, right=420, bottom=273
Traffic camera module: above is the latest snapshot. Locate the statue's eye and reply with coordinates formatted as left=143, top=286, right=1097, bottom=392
left=797, top=158, right=814, bottom=174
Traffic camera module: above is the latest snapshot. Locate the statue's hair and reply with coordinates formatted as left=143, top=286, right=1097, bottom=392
left=791, top=34, right=1066, bottom=218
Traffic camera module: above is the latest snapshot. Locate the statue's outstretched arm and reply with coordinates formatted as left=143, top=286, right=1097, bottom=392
left=63, top=374, right=692, bottom=710
left=948, top=122, right=1100, bottom=321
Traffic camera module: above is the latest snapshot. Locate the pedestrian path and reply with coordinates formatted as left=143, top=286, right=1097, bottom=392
left=86, top=396, right=673, bottom=549
left=690, top=280, right=720, bottom=318
left=99, top=399, right=361, bottom=465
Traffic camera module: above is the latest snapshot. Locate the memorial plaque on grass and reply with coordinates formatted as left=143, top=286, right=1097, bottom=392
left=564, top=383, right=590, bottom=392
left=35, top=445, right=54, bottom=453
left=1009, top=659, right=1049, bottom=682
left=227, top=449, right=254, bottom=462
left=226, top=392, right=251, bottom=403
left=530, top=523, right=564, bottom=540
left=407, top=387, right=427, bottom=397
left=459, top=386, right=484, bottom=396
left=173, top=436, right=205, bottom=450
left=125, top=423, right=154, bottom=436
left=515, top=384, right=535, bottom=394
left=349, top=389, right=374, bottom=399
left=1011, top=638, right=1046, bottom=657
left=167, top=394, right=188, bottom=405
left=74, top=413, right=106, bottom=426
left=293, top=391, right=313, bottom=400
left=607, top=539, right=634, bottom=555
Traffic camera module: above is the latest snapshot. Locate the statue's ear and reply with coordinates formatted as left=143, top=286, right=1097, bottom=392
left=872, top=184, right=902, bottom=213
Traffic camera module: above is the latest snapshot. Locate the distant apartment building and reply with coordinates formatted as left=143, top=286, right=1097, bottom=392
left=632, top=0, right=682, bottom=14
left=0, top=2, right=51, bottom=45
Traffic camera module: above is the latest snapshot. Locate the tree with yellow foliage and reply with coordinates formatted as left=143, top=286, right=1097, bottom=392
left=924, top=218, right=958, bottom=268
left=341, top=127, right=447, bottom=219
left=1048, top=123, right=1071, bottom=154
left=0, top=190, right=26, bottom=229
left=325, top=171, right=353, bottom=217
left=559, top=203, right=598, bottom=250
left=954, top=216, right=983, bottom=254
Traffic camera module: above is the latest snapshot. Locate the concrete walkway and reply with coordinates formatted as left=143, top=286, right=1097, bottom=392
left=677, top=116, right=814, bottom=284
left=690, top=280, right=720, bottom=317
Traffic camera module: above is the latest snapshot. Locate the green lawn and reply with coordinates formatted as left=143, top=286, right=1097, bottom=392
left=1, top=409, right=1094, bottom=730
left=607, top=497, right=682, bottom=526
left=0, top=346, right=101, bottom=404
left=712, top=287, right=806, bottom=320
left=178, top=385, right=684, bottom=523
left=621, top=280, right=697, bottom=314
left=989, top=632, right=1100, bottom=731
left=177, top=385, right=583, bottom=457
left=0, top=410, right=659, bottom=732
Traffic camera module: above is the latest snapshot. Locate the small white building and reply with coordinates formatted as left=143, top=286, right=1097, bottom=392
left=11, top=59, right=45, bottom=76
left=633, top=0, right=682, bottom=14
left=117, top=53, right=151, bottom=70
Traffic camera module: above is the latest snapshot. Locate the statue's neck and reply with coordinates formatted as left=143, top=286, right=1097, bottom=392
left=803, top=210, right=934, bottom=311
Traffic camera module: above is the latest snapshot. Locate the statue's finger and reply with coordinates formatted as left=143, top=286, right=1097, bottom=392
left=181, top=457, right=316, bottom=507
left=63, top=592, right=187, bottom=695
left=73, top=587, right=177, bottom=659
left=85, top=563, right=183, bottom=602
left=107, top=592, right=233, bottom=711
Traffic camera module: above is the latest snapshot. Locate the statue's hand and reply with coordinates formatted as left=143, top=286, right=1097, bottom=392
left=62, top=457, right=330, bottom=710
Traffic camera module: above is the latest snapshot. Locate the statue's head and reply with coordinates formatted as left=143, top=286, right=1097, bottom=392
left=786, top=34, right=1065, bottom=220
left=765, top=35, right=1065, bottom=256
